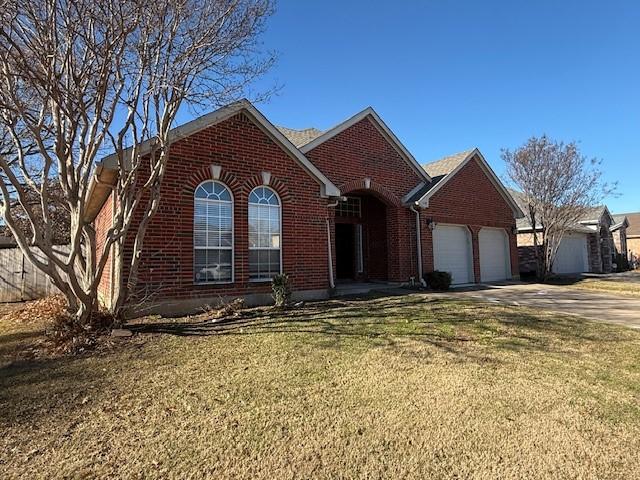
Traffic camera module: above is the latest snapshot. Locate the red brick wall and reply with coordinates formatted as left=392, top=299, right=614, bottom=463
left=305, top=116, right=423, bottom=199
left=421, top=157, right=518, bottom=281
left=94, top=192, right=113, bottom=302
left=305, top=116, right=423, bottom=282
left=107, top=112, right=331, bottom=305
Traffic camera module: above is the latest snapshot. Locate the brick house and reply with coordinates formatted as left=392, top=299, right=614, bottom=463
left=513, top=190, right=623, bottom=275
left=87, top=100, right=523, bottom=314
left=611, top=214, right=630, bottom=260
left=615, top=212, right=640, bottom=268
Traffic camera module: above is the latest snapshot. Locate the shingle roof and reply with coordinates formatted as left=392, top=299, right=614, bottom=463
left=510, top=189, right=610, bottom=233
left=507, top=189, right=539, bottom=230
left=615, top=212, right=640, bottom=237
left=612, top=214, right=626, bottom=225
left=404, top=176, right=447, bottom=204
left=578, top=206, right=607, bottom=224
left=421, top=149, right=475, bottom=178
left=276, top=126, right=324, bottom=148
left=404, top=150, right=474, bottom=204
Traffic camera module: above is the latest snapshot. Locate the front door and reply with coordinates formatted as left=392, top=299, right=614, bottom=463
left=336, top=223, right=355, bottom=279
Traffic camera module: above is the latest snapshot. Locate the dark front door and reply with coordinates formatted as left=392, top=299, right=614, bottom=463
left=336, top=223, right=355, bottom=279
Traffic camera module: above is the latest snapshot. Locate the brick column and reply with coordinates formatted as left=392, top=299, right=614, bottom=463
left=469, top=226, right=481, bottom=283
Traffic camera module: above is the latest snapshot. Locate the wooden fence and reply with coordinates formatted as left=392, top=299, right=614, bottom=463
left=0, top=246, right=69, bottom=302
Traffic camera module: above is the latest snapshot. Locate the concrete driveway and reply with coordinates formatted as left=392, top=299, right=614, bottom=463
left=445, top=282, right=640, bottom=329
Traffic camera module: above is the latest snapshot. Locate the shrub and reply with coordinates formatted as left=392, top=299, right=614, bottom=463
left=203, top=297, right=246, bottom=320
left=271, top=273, right=292, bottom=308
left=615, top=253, right=629, bottom=272
left=425, top=271, right=452, bottom=291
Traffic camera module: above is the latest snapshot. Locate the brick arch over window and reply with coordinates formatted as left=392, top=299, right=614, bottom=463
left=183, top=165, right=242, bottom=197
left=244, top=173, right=292, bottom=203
left=339, top=179, right=402, bottom=207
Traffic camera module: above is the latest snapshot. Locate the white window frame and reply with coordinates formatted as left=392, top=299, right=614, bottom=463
left=193, top=180, right=234, bottom=285
left=336, top=196, right=362, bottom=218
left=248, top=186, right=283, bottom=282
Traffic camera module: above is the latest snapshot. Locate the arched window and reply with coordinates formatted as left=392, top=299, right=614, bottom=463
left=248, top=186, right=281, bottom=280
left=194, top=180, right=233, bottom=283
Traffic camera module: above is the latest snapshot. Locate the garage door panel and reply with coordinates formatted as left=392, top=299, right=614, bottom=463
left=479, top=228, right=510, bottom=282
left=554, top=234, right=589, bottom=274
left=433, top=225, right=472, bottom=284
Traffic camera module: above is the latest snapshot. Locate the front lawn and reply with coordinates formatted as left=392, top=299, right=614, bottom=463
left=2, top=294, right=640, bottom=479
left=549, top=271, right=640, bottom=297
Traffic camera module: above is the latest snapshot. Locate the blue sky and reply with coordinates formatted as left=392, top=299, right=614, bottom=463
left=241, top=0, right=639, bottom=213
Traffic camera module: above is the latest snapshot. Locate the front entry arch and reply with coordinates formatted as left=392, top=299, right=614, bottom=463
left=335, top=192, right=388, bottom=281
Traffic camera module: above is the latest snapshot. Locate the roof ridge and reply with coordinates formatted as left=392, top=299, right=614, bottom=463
left=421, top=148, right=476, bottom=168
left=276, top=125, right=323, bottom=132
left=275, top=125, right=325, bottom=148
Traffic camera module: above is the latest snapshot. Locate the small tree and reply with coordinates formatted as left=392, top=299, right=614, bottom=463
left=502, top=135, right=614, bottom=280
left=0, top=0, right=275, bottom=324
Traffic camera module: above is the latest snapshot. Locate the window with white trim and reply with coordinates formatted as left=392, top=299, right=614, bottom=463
left=248, top=186, right=281, bottom=280
left=336, top=196, right=361, bottom=217
left=194, top=181, right=233, bottom=283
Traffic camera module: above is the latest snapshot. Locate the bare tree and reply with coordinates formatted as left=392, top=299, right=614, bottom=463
left=0, top=182, right=70, bottom=245
left=502, top=135, right=614, bottom=280
left=0, top=0, right=275, bottom=324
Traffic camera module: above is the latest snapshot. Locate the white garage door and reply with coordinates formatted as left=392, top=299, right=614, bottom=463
left=433, top=224, right=473, bottom=284
left=554, top=233, right=589, bottom=274
left=479, top=228, right=511, bottom=282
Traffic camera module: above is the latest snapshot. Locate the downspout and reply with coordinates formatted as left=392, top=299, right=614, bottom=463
left=410, top=203, right=427, bottom=287
left=326, top=199, right=340, bottom=289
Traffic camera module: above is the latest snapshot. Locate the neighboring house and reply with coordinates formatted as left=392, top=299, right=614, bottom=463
left=512, top=190, right=618, bottom=275
left=615, top=212, right=640, bottom=268
left=611, top=214, right=630, bottom=259
left=87, top=100, right=523, bottom=314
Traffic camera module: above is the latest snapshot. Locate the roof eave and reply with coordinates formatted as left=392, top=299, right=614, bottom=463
left=89, top=101, right=341, bottom=218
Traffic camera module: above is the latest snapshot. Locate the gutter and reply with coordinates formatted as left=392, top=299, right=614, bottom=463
left=410, top=203, right=427, bottom=287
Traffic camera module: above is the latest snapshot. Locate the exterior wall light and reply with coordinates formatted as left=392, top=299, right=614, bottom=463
left=426, top=218, right=435, bottom=230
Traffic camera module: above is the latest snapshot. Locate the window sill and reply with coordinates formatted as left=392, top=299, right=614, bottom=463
left=193, top=281, right=234, bottom=286
left=248, top=278, right=274, bottom=283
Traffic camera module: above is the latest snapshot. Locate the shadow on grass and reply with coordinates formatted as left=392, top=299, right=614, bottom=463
left=0, top=329, right=44, bottom=364
left=130, top=294, right=628, bottom=357
left=0, top=354, right=114, bottom=430
left=1, top=293, right=636, bottom=430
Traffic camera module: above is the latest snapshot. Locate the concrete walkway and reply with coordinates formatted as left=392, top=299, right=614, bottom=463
left=443, top=282, right=640, bottom=329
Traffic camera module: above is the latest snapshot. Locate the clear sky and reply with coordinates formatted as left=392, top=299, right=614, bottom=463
left=243, top=0, right=639, bottom=213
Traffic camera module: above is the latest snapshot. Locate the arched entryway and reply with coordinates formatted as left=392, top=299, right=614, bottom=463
left=335, top=191, right=389, bottom=281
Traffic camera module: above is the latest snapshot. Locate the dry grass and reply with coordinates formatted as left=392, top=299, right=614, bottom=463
left=2, top=293, right=640, bottom=479
left=570, top=279, right=640, bottom=297
left=550, top=272, right=640, bottom=297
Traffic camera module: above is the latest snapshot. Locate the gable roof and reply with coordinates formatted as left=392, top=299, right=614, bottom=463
left=411, top=148, right=524, bottom=218
left=615, top=212, right=640, bottom=236
left=298, top=107, right=432, bottom=183
left=276, top=126, right=324, bottom=147
left=611, top=214, right=629, bottom=231
left=86, top=100, right=341, bottom=221
left=577, top=205, right=614, bottom=226
left=512, top=190, right=620, bottom=234
left=508, top=188, right=540, bottom=231
left=509, top=188, right=592, bottom=233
